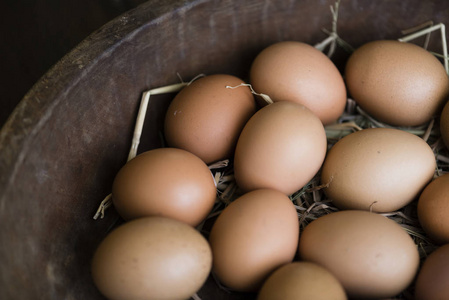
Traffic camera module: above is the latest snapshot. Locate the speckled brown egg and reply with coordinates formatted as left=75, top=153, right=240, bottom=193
left=209, top=189, right=299, bottom=292
left=321, top=127, right=436, bottom=212
left=298, top=210, right=419, bottom=299
left=249, top=41, right=347, bottom=125
left=441, top=100, right=449, bottom=149
left=257, top=262, right=347, bottom=300
left=91, top=216, right=212, bottom=300
left=417, top=173, right=449, bottom=245
left=234, top=101, right=327, bottom=195
left=164, top=74, right=256, bottom=164
left=415, top=243, right=449, bottom=300
left=112, top=147, right=216, bottom=226
left=345, top=40, right=449, bottom=126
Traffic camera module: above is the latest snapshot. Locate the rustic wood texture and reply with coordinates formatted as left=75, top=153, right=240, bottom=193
left=1, top=0, right=449, bottom=299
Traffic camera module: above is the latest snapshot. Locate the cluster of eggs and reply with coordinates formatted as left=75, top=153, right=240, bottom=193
left=91, top=40, right=449, bottom=300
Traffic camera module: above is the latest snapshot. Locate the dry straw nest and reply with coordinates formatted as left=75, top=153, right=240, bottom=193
left=202, top=2, right=449, bottom=298
left=204, top=0, right=449, bottom=262
left=94, top=1, right=449, bottom=298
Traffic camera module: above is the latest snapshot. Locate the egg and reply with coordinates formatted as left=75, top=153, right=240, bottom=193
left=208, top=189, right=299, bottom=292
left=298, top=210, right=419, bottom=299
left=414, top=243, right=449, bottom=300
left=234, top=101, right=327, bottom=195
left=249, top=41, right=347, bottom=125
left=257, top=262, right=347, bottom=300
left=345, top=40, right=449, bottom=126
left=441, top=100, right=449, bottom=149
left=164, top=74, right=256, bottom=164
left=91, top=216, right=212, bottom=300
left=112, top=147, right=216, bottom=226
left=417, top=173, right=449, bottom=245
left=321, top=127, right=436, bottom=212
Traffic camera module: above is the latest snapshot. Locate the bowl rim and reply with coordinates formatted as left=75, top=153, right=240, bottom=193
left=0, top=0, right=204, bottom=192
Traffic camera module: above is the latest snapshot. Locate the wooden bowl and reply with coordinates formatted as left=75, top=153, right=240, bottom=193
left=1, top=0, right=448, bottom=299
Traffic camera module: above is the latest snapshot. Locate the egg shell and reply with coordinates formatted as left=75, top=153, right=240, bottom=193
left=298, top=210, right=419, bottom=299
left=321, top=127, right=436, bottom=212
left=441, top=100, right=449, bottom=149
left=415, top=243, right=449, bottom=300
left=91, top=216, right=212, bottom=300
left=257, top=261, right=347, bottom=300
left=112, top=147, right=216, bottom=226
left=208, top=189, right=299, bottom=292
left=345, top=40, right=449, bottom=126
left=249, top=41, right=347, bottom=125
left=164, top=74, right=256, bottom=164
left=417, top=173, right=449, bottom=245
left=234, top=101, right=327, bottom=195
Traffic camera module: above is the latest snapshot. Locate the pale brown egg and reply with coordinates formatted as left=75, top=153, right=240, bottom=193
left=164, top=74, right=256, bottom=164
left=298, top=210, right=419, bottom=299
left=208, top=189, right=299, bottom=292
left=249, top=41, right=347, bottom=125
left=321, top=127, right=436, bottom=212
left=345, top=40, right=449, bottom=126
left=415, top=243, right=449, bottom=300
left=441, top=100, right=449, bottom=149
left=91, top=216, right=212, bottom=300
left=234, top=101, right=327, bottom=195
left=257, top=262, right=347, bottom=300
left=112, top=147, right=216, bottom=226
left=417, top=173, right=449, bottom=245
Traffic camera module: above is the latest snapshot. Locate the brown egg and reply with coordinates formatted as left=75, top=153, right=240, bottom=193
left=441, top=100, right=449, bottom=149
left=321, top=127, right=436, bottom=212
left=164, top=74, right=256, bottom=164
left=91, top=216, right=212, bottom=300
left=112, top=147, right=216, bottom=226
left=257, top=262, right=347, bottom=300
left=345, top=40, right=449, bottom=126
left=209, top=189, right=299, bottom=292
left=415, top=243, right=449, bottom=300
left=298, top=210, right=419, bottom=299
left=234, top=101, right=327, bottom=195
left=249, top=41, right=347, bottom=125
left=417, top=173, right=449, bottom=245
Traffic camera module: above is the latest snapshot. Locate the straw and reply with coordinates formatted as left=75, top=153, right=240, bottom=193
left=93, top=74, right=204, bottom=220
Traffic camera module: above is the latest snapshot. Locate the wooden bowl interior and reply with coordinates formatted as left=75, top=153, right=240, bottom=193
left=1, top=0, right=448, bottom=299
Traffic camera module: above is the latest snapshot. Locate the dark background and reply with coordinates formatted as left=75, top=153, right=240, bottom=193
left=0, top=0, right=148, bottom=128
